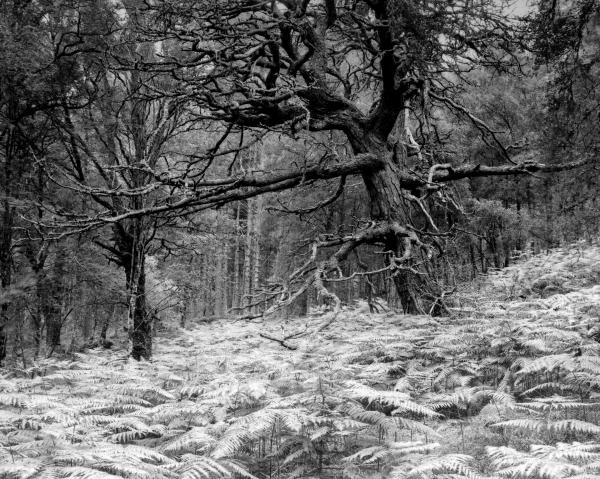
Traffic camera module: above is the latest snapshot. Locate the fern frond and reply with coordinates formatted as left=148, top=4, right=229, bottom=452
left=53, top=466, right=124, bottom=479
left=521, top=383, right=581, bottom=397
left=407, top=453, right=480, bottom=479
left=211, top=408, right=280, bottom=458
left=517, top=355, right=575, bottom=376
left=487, top=445, right=583, bottom=479
left=517, top=398, right=597, bottom=412
left=106, top=384, right=176, bottom=403
left=96, top=444, right=174, bottom=464
left=177, top=455, right=232, bottom=479
left=339, top=402, right=401, bottom=436
left=143, top=402, right=209, bottom=424
left=0, top=461, right=42, bottom=479
left=0, top=394, right=29, bottom=408
left=550, top=420, right=600, bottom=435
left=531, top=442, right=600, bottom=462
left=161, top=427, right=216, bottom=454
left=217, top=459, right=258, bottom=479
left=345, top=441, right=439, bottom=465
left=309, top=426, right=329, bottom=442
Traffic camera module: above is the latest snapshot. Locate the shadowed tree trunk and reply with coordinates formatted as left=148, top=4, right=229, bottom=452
left=350, top=123, right=423, bottom=313
left=0, top=96, right=19, bottom=364
left=113, top=221, right=151, bottom=360
left=45, top=244, right=66, bottom=352
left=126, top=259, right=151, bottom=361
left=0, top=204, right=12, bottom=364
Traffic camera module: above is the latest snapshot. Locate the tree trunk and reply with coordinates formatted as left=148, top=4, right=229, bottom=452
left=33, top=270, right=46, bottom=358
left=125, top=253, right=150, bottom=360
left=215, top=239, right=228, bottom=317
left=0, top=206, right=12, bottom=363
left=350, top=129, right=422, bottom=314
left=0, top=149, right=15, bottom=364
left=242, top=199, right=253, bottom=313
left=112, top=221, right=151, bottom=360
left=384, top=235, right=418, bottom=313
left=179, top=301, right=187, bottom=328
left=45, top=244, right=66, bottom=352
left=251, top=197, right=262, bottom=315
left=232, top=202, right=242, bottom=310
left=469, top=242, right=478, bottom=280
left=99, top=308, right=113, bottom=344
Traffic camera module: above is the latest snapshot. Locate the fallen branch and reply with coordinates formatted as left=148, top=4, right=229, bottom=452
left=258, top=332, right=299, bottom=350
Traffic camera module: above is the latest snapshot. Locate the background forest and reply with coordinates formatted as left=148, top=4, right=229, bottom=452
left=0, top=0, right=599, bottom=362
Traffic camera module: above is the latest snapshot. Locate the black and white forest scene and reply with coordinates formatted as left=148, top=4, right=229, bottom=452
left=2, top=0, right=600, bottom=477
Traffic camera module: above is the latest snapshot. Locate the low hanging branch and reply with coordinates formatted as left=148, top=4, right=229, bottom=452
left=43, top=154, right=382, bottom=231
left=268, top=175, right=347, bottom=216
left=45, top=152, right=586, bottom=233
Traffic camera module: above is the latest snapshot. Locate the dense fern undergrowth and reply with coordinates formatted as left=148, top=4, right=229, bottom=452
left=3, top=243, right=600, bottom=479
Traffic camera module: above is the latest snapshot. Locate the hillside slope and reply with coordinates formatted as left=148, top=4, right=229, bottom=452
left=2, top=243, right=600, bottom=479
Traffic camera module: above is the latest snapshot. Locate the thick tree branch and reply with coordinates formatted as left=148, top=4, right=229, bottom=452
left=48, top=154, right=382, bottom=227
left=400, top=158, right=588, bottom=190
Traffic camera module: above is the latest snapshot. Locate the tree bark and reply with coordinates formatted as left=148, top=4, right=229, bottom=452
left=0, top=119, right=16, bottom=364
left=111, top=221, right=151, bottom=360
left=215, top=239, right=228, bottom=317
left=251, top=196, right=263, bottom=315
left=348, top=124, right=423, bottom=313
left=232, top=202, right=242, bottom=310
left=100, top=306, right=114, bottom=345
left=124, top=248, right=150, bottom=360
left=45, top=244, right=66, bottom=351
left=0, top=204, right=13, bottom=364
left=242, top=199, right=253, bottom=313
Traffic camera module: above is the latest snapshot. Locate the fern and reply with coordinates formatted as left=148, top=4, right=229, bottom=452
left=160, top=427, right=216, bottom=454
left=405, top=453, right=480, bottom=479
left=345, top=441, right=439, bottom=465
left=487, top=443, right=600, bottom=479
left=344, top=382, right=441, bottom=418
left=492, top=419, right=600, bottom=436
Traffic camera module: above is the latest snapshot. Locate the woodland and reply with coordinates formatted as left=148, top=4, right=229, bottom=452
left=1, top=0, right=600, bottom=477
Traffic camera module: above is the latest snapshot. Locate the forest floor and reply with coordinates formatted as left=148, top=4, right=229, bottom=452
left=3, top=241, right=600, bottom=479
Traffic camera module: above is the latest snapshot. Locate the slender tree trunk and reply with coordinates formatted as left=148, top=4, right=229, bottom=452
left=469, top=242, right=478, bottom=280
left=125, top=252, right=150, bottom=360
left=232, top=202, right=242, bottom=309
left=215, top=240, right=228, bottom=317
left=0, top=133, right=15, bottom=364
left=112, top=220, right=151, bottom=360
left=251, top=197, right=262, bottom=315
left=479, top=238, right=487, bottom=274
left=46, top=244, right=66, bottom=352
left=15, top=308, right=26, bottom=369
left=202, top=253, right=212, bottom=316
left=242, top=200, right=253, bottom=313
left=179, top=301, right=187, bottom=328
left=99, top=307, right=113, bottom=345
left=33, top=270, right=46, bottom=358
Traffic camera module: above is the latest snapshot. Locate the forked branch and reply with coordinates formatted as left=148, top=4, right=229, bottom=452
left=253, top=221, right=428, bottom=319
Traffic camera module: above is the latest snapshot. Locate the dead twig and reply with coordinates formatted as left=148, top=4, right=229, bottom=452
left=258, top=332, right=299, bottom=350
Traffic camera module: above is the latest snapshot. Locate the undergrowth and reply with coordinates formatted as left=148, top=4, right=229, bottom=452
left=2, top=243, right=600, bottom=479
